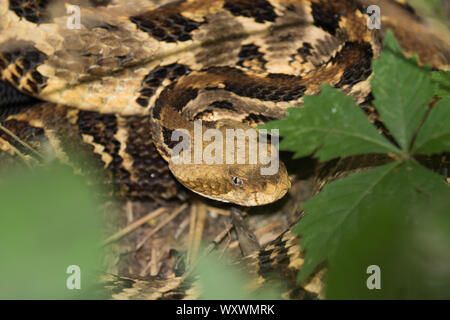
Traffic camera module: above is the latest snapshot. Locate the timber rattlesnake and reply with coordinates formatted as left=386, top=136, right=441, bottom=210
left=0, top=0, right=449, bottom=299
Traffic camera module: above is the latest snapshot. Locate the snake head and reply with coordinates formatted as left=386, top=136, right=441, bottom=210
left=225, top=161, right=291, bottom=206
left=165, top=119, right=290, bottom=206
left=168, top=161, right=290, bottom=207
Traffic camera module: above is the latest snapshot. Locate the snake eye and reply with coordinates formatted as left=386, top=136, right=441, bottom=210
left=231, top=176, right=244, bottom=187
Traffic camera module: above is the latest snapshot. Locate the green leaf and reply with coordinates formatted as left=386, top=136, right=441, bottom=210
left=371, top=30, right=435, bottom=150
left=431, top=70, right=450, bottom=98
left=196, top=250, right=281, bottom=299
left=260, top=85, right=398, bottom=161
left=295, top=161, right=450, bottom=282
left=326, top=193, right=450, bottom=299
left=0, top=164, right=101, bottom=299
left=413, top=97, right=450, bottom=154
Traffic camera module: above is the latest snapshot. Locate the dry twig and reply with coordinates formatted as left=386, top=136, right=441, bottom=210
left=136, top=203, right=188, bottom=250
left=101, top=206, right=168, bottom=246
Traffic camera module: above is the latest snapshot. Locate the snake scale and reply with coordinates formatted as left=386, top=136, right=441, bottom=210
left=0, top=0, right=449, bottom=299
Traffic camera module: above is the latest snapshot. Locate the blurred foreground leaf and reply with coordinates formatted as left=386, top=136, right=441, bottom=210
left=0, top=164, right=101, bottom=299
left=326, top=194, right=450, bottom=299
left=196, top=250, right=281, bottom=300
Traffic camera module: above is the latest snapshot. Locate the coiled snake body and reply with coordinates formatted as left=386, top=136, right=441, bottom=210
left=0, top=0, right=449, bottom=299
